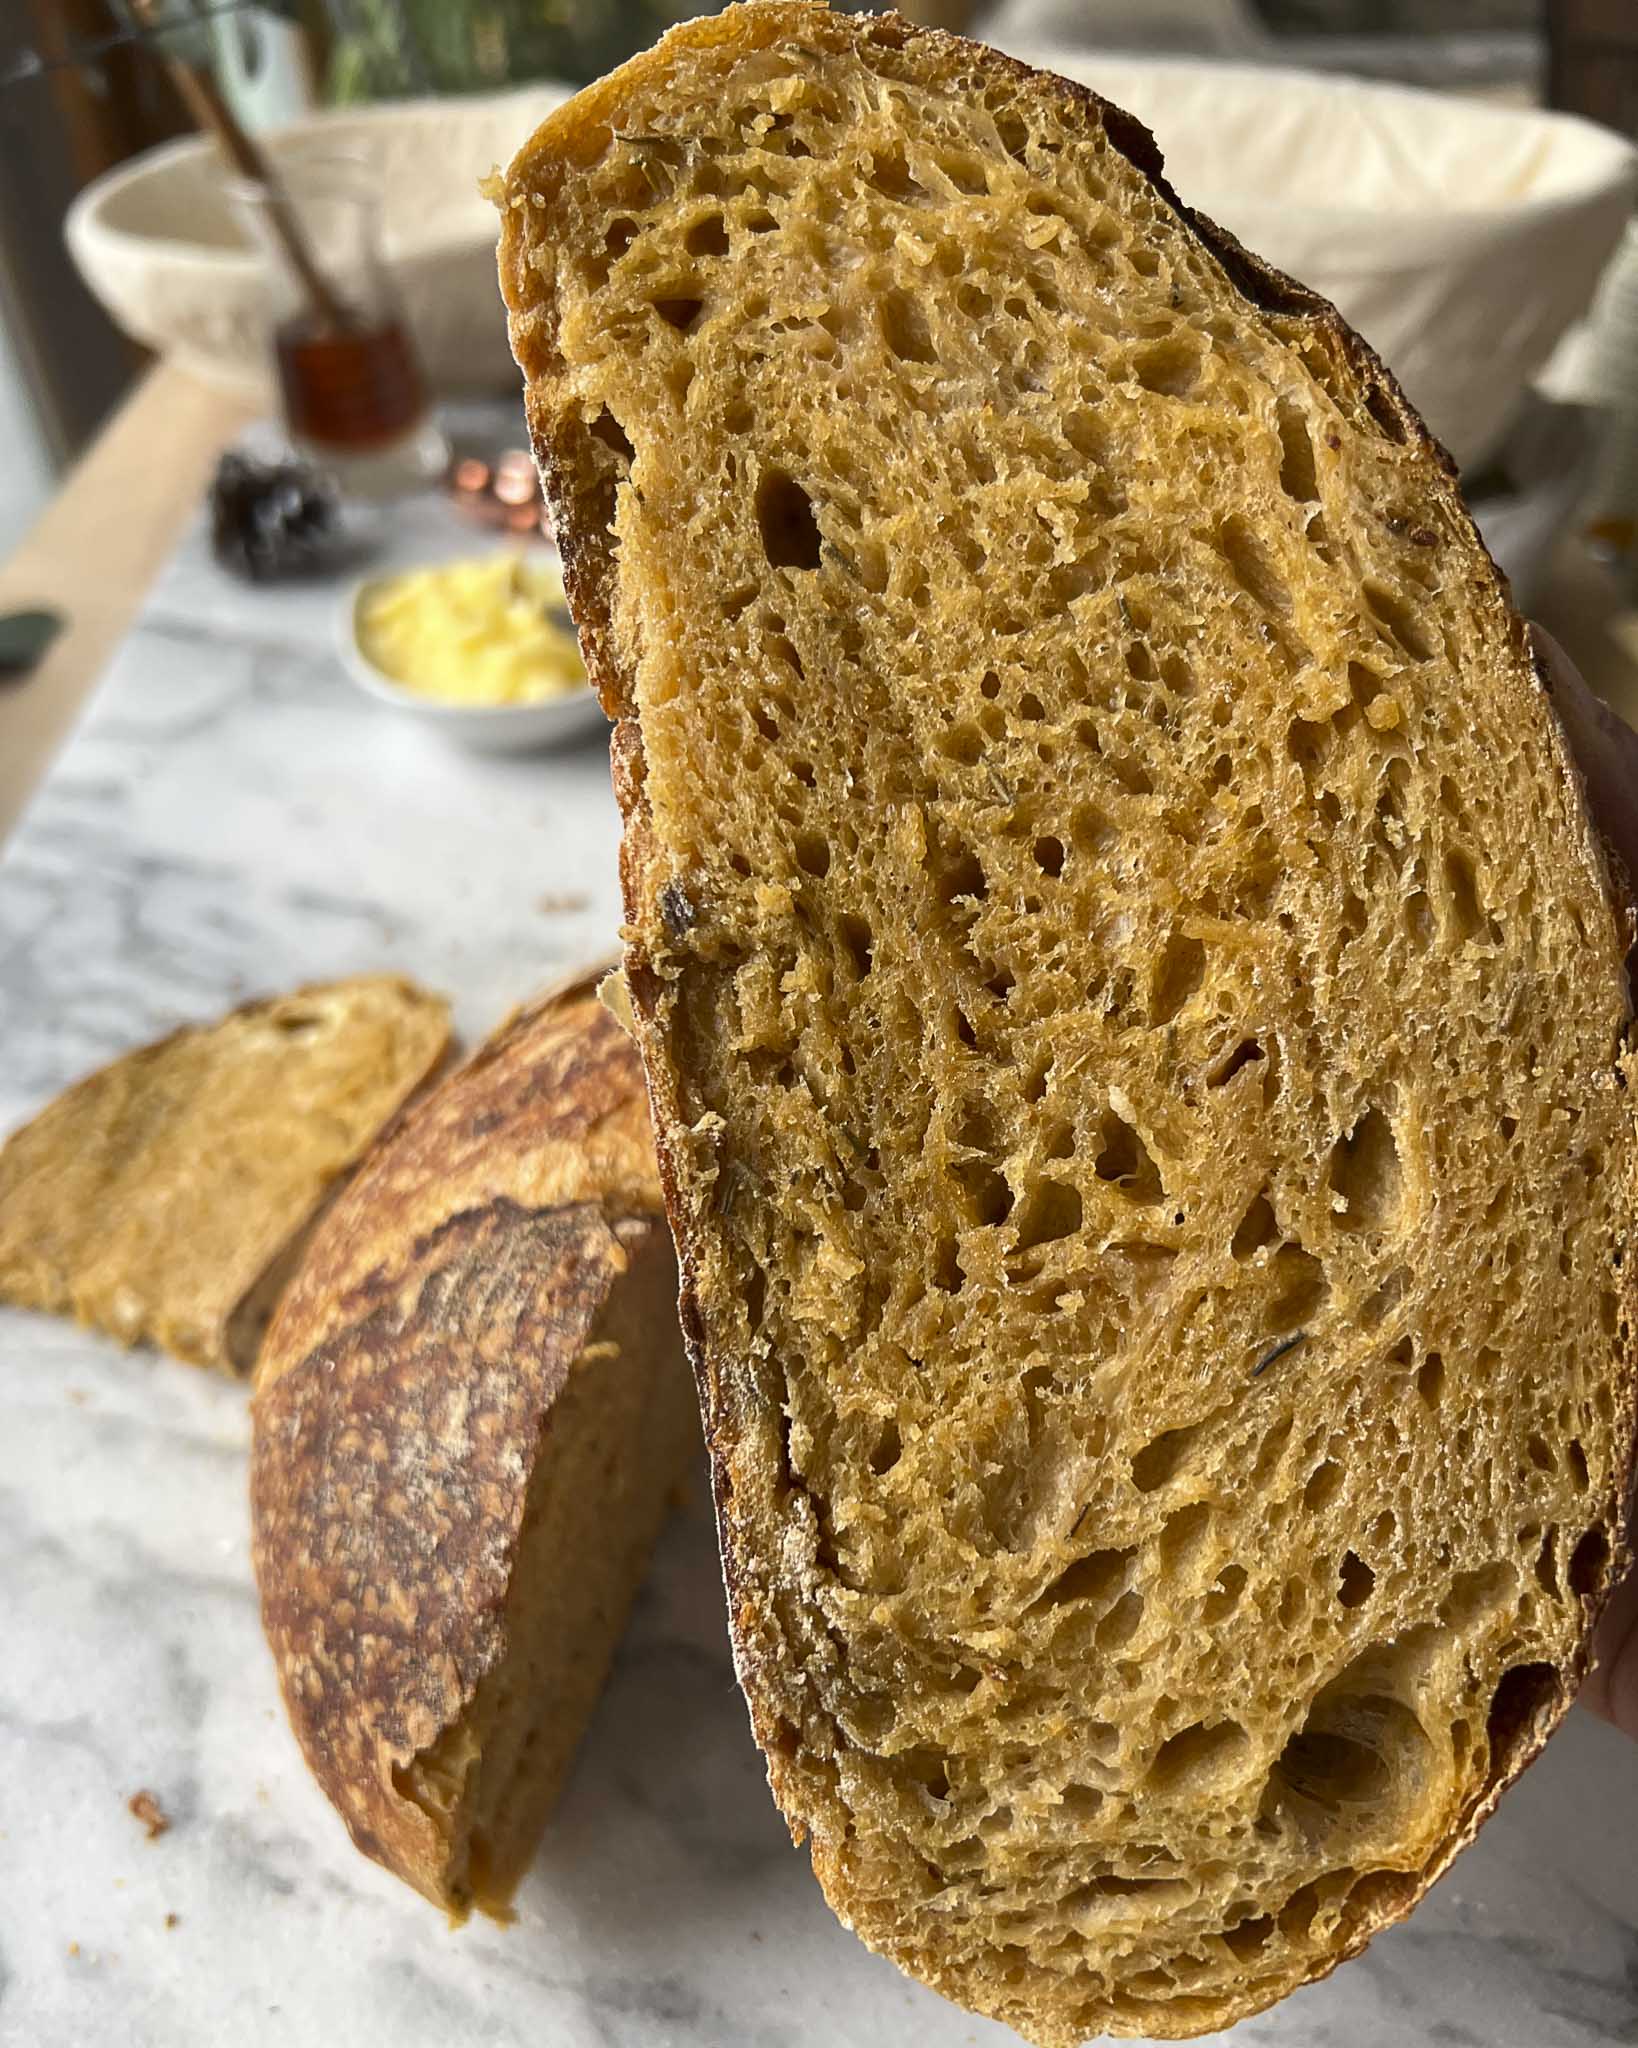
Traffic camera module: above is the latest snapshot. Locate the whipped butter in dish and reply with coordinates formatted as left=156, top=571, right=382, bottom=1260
left=356, top=555, right=586, bottom=707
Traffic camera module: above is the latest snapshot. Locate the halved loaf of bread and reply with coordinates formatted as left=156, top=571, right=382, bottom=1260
left=0, top=977, right=450, bottom=1373
left=498, top=10, right=1638, bottom=2039
left=251, top=975, right=696, bottom=1918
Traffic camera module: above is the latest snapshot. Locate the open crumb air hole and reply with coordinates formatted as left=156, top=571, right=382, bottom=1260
left=1131, top=1423, right=1201, bottom=1494
left=1133, top=337, right=1200, bottom=397
left=1210, top=1038, right=1263, bottom=1088
left=1272, top=1697, right=1409, bottom=1815
left=1033, top=1546, right=1132, bottom=1612
left=1094, top=1113, right=1161, bottom=1197
left=1150, top=1719, right=1248, bottom=1793
left=1486, top=1661, right=1561, bottom=1769
left=957, top=1159, right=1013, bottom=1228
left=1151, top=934, right=1205, bottom=1023
left=1232, top=1192, right=1278, bottom=1261
left=1569, top=1526, right=1609, bottom=1598
left=1338, top=1551, right=1375, bottom=1609
left=590, top=410, right=633, bottom=462
left=654, top=295, right=703, bottom=330
left=756, top=469, right=822, bottom=569
left=882, top=288, right=936, bottom=364
left=1276, top=400, right=1318, bottom=502
left=1014, top=1178, right=1082, bottom=1252
left=1328, top=1108, right=1402, bottom=1232
left=685, top=214, right=729, bottom=255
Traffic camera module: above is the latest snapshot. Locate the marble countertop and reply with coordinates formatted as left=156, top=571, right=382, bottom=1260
left=2, top=471, right=1636, bottom=2048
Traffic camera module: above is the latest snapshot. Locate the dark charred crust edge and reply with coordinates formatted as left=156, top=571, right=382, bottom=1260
left=498, top=5, right=1638, bottom=2024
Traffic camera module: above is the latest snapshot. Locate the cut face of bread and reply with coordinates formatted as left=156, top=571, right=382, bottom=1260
left=251, top=980, right=697, bottom=1919
left=499, top=9, right=1638, bottom=2041
left=0, top=977, right=450, bottom=1373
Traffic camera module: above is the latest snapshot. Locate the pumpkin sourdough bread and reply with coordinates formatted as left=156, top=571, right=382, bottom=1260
left=0, top=977, right=449, bottom=1374
left=497, top=10, right=1638, bottom=2039
left=251, top=976, right=696, bottom=1919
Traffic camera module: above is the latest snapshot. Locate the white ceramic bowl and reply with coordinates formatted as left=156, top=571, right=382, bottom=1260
left=336, top=573, right=608, bottom=754
left=67, top=59, right=1636, bottom=469
left=1015, top=53, right=1638, bottom=470
left=65, top=87, right=568, bottom=399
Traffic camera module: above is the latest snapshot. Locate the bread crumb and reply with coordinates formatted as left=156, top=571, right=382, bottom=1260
left=67, top=1942, right=80, bottom=1958
left=164, top=1913, right=180, bottom=1930
left=597, top=969, right=636, bottom=1037
left=537, top=890, right=591, bottom=914
left=127, top=1790, right=169, bottom=1840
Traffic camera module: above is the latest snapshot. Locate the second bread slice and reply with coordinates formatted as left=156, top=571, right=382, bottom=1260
left=0, top=976, right=450, bottom=1373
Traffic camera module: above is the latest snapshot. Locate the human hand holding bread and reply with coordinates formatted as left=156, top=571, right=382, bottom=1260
left=1539, top=626, right=1638, bottom=1748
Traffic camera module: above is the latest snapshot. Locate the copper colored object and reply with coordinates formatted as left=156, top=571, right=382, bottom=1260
left=493, top=452, right=537, bottom=506
left=447, top=448, right=550, bottom=538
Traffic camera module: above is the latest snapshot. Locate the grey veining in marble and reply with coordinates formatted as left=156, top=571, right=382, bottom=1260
left=2, top=448, right=1636, bottom=2048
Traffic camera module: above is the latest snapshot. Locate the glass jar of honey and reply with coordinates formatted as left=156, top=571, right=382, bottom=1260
left=235, top=153, right=447, bottom=497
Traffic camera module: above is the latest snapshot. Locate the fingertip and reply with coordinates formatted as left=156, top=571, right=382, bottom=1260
left=1584, top=1564, right=1638, bottom=1743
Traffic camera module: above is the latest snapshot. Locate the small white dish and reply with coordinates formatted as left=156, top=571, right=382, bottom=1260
left=336, top=573, right=608, bottom=755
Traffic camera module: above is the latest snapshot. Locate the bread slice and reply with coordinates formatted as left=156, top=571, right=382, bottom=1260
left=250, top=975, right=697, bottom=1919
left=0, top=977, right=449, bottom=1373
left=497, top=10, right=1638, bottom=2038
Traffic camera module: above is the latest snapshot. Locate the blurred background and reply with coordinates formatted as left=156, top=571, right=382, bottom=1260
left=3, top=0, right=1638, bottom=821
left=1, top=0, right=1633, bottom=542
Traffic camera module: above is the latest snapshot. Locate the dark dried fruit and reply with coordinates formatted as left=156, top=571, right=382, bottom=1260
left=659, top=879, right=698, bottom=938
left=210, top=453, right=339, bottom=584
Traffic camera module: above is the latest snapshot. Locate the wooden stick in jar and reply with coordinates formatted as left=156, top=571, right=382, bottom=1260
left=129, top=0, right=351, bottom=334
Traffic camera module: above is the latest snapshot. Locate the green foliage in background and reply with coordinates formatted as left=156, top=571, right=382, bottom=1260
left=118, top=0, right=966, bottom=105
left=319, top=0, right=701, bottom=98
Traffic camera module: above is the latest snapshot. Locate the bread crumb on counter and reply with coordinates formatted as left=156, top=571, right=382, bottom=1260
left=127, top=1790, right=169, bottom=1840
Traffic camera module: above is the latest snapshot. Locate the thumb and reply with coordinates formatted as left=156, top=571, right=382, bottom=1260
left=1531, top=624, right=1638, bottom=903
left=1583, top=1563, right=1638, bottom=1741
left=1535, top=627, right=1638, bottom=1738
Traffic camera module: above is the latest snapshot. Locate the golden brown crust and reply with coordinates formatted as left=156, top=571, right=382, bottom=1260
left=497, top=11, right=1638, bottom=2038
left=251, top=986, right=683, bottom=1914
left=253, top=1197, right=634, bottom=1900
left=0, top=976, right=450, bottom=1374
left=257, top=975, right=660, bottom=1391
